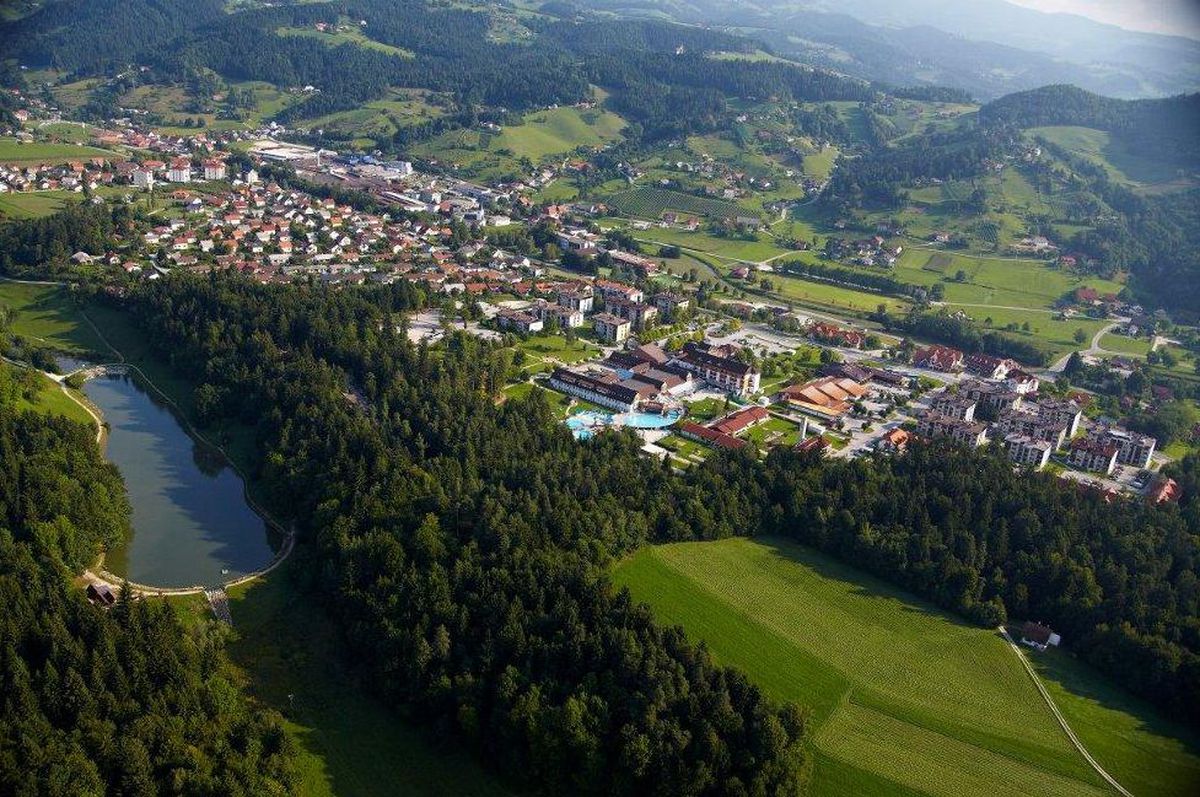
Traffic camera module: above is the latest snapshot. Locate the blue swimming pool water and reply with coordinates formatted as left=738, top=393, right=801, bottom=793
left=565, top=408, right=683, bottom=438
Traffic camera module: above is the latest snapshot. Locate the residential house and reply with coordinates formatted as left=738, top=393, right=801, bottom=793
left=913, top=344, right=964, bottom=372
left=606, top=296, right=658, bottom=329
left=1004, top=434, right=1053, bottom=470
left=930, top=393, right=977, bottom=422
left=1090, top=427, right=1156, bottom=468
left=916, top=414, right=988, bottom=448
left=595, top=279, right=644, bottom=305
left=877, top=428, right=910, bottom=453
left=557, top=286, right=594, bottom=313
left=965, top=353, right=1018, bottom=380
left=1020, top=621, right=1061, bottom=652
left=653, top=292, right=690, bottom=321
left=202, top=159, right=227, bottom=181
left=496, top=308, right=543, bottom=334
left=593, top=312, right=631, bottom=344
left=167, top=158, right=191, bottom=183
left=1067, top=438, right=1119, bottom=475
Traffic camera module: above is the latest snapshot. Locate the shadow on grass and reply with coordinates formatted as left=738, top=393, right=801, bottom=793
left=226, top=559, right=515, bottom=797
left=755, top=535, right=975, bottom=629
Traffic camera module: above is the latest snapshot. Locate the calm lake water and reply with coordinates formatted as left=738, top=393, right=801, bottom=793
left=83, top=371, right=275, bottom=588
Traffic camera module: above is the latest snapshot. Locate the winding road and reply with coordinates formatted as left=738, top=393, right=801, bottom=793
left=1047, top=321, right=1125, bottom=373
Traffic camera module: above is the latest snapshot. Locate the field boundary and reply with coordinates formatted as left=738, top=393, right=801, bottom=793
left=999, top=626, right=1133, bottom=797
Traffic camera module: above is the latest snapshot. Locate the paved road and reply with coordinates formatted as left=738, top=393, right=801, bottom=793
left=1047, top=321, right=1124, bottom=373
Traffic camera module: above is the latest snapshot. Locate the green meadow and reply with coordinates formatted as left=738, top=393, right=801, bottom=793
left=0, top=281, right=107, bottom=353
left=613, top=537, right=1198, bottom=797
left=0, top=138, right=117, bottom=165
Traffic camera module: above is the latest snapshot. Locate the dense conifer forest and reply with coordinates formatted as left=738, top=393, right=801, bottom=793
left=102, top=273, right=1198, bottom=790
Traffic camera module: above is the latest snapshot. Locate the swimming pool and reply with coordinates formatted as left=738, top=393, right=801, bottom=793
left=565, top=408, right=683, bottom=439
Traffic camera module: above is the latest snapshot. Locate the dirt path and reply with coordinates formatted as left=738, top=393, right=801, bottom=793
left=999, top=627, right=1133, bottom=797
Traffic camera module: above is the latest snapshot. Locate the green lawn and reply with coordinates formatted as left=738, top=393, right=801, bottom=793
left=938, top=305, right=1113, bottom=361
left=1030, top=648, right=1200, bottom=797
left=0, top=190, right=78, bottom=219
left=611, top=538, right=1127, bottom=797
left=227, top=563, right=513, bottom=797
left=2, top=362, right=95, bottom=426
left=0, top=137, right=117, bottom=164
left=0, top=281, right=107, bottom=353
left=514, top=333, right=601, bottom=365
left=1098, top=333, right=1152, bottom=356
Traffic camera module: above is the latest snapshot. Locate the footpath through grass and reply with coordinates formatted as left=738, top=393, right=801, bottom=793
left=611, top=537, right=1195, bottom=797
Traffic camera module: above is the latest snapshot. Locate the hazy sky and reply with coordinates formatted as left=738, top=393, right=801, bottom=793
left=1008, top=0, right=1200, bottom=38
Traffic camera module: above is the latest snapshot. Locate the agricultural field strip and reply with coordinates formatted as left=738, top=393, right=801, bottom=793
left=632, top=540, right=1102, bottom=789
left=999, top=627, right=1133, bottom=797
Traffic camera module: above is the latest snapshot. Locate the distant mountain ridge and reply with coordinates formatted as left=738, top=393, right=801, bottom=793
left=572, top=0, right=1200, bottom=99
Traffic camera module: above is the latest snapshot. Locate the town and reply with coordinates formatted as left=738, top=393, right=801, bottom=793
left=0, top=107, right=1189, bottom=511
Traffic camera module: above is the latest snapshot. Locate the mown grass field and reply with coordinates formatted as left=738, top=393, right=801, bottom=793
left=0, top=190, right=77, bottom=219
left=0, top=281, right=107, bottom=353
left=226, top=563, right=514, bottom=797
left=0, top=137, right=117, bottom=164
left=610, top=537, right=1196, bottom=797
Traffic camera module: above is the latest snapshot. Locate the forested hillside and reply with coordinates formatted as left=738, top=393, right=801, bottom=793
left=1, top=0, right=873, bottom=142
left=108, top=272, right=1198, bottom=775
left=980, top=85, right=1200, bottom=168
left=118, top=275, right=810, bottom=795
left=0, top=348, right=297, bottom=793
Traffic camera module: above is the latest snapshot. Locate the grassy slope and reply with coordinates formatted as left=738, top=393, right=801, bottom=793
left=0, top=281, right=107, bottom=353
left=1030, top=126, right=1187, bottom=188
left=0, top=138, right=117, bottom=164
left=1030, top=648, right=1200, bottom=797
left=0, top=190, right=78, bottom=219
left=612, top=537, right=1196, bottom=797
left=226, top=562, right=513, bottom=797
left=492, top=106, right=625, bottom=160
left=2, top=362, right=94, bottom=426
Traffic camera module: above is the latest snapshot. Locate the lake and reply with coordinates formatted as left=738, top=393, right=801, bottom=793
left=83, top=370, right=276, bottom=588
